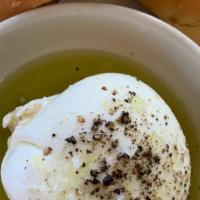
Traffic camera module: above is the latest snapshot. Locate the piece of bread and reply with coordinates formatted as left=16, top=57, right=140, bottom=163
left=0, top=0, right=59, bottom=21
left=139, top=0, right=200, bottom=45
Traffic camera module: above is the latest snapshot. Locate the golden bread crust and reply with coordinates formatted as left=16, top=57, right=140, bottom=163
left=140, top=0, right=200, bottom=44
left=140, top=0, right=200, bottom=25
left=172, top=23, right=200, bottom=45
left=0, top=0, right=58, bottom=20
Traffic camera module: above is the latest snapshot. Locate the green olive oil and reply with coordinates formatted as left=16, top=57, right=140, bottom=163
left=0, top=50, right=199, bottom=199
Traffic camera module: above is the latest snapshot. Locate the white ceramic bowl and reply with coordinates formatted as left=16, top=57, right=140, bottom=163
left=0, top=3, right=200, bottom=199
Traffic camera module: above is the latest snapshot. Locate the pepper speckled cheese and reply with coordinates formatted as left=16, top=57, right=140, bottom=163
left=1, top=73, right=191, bottom=200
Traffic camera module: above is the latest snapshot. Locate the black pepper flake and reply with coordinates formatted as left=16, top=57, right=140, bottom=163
left=100, top=158, right=109, bottom=172
left=101, top=86, right=107, bottom=91
left=124, top=99, right=129, bottom=103
left=135, top=163, right=143, bottom=178
left=68, top=151, right=73, bottom=157
left=103, top=174, right=113, bottom=186
left=111, top=139, right=119, bottom=148
left=93, top=134, right=103, bottom=141
left=85, top=178, right=100, bottom=185
left=117, top=111, right=131, bottom=124
left=86, top=149, right=92, bottom=154
left=84, top=179, right=89, bottom=185
left=142, top=150, right=152, bottom=159
left=164, top=115, right=168, bottom=120
left=92, top=179, right=100, bottom=184
left=91, top=118, right=103, bottom=132
left=138, top=145, right=143, bottom=152
left=90, top=170, right=99, bottom=178
left=65, top=136, right=77, bottom=145
left=82, top=162, right=86, bottom=167
left=112, top=169, right=123, bottom=179
left=153, top=155, right=161, bottom=164
left=105, top=121, right=115, bottom=131
left=113, top=188, right=121, bottom=195
left=90, top=187, right=100, bottom=195
left=112, top=98, right=116, bottom=102
left=129, top=91, right=136, bottom=96
left=112, top=90, right=117, bottom=95
left=117, top=152, right=130, bottom=160
left=52, top=133, right=56, bottom=138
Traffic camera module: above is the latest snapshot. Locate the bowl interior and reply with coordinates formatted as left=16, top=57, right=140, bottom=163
left=0, top=3, right=200, bottom=199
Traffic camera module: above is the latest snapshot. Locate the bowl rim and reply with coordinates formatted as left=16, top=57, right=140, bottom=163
left=0, top=3, right=200, bottom=199
left=0, top=2, right=200, bottom=55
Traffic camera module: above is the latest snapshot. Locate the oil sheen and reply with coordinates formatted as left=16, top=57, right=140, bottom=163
left=0, top=50, right=199, bottom=200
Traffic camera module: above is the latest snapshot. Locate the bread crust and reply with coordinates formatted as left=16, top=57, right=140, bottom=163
left=140, top=0, right=200, bottom=25
left=173, top=23, right=200, bottom=45
left=0, top=0, right=59, bottom=20
left=140, top=0, right=200, bottom=44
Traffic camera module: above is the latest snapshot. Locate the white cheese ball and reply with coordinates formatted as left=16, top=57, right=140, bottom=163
left=1, top=73, right=190, bottom=200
